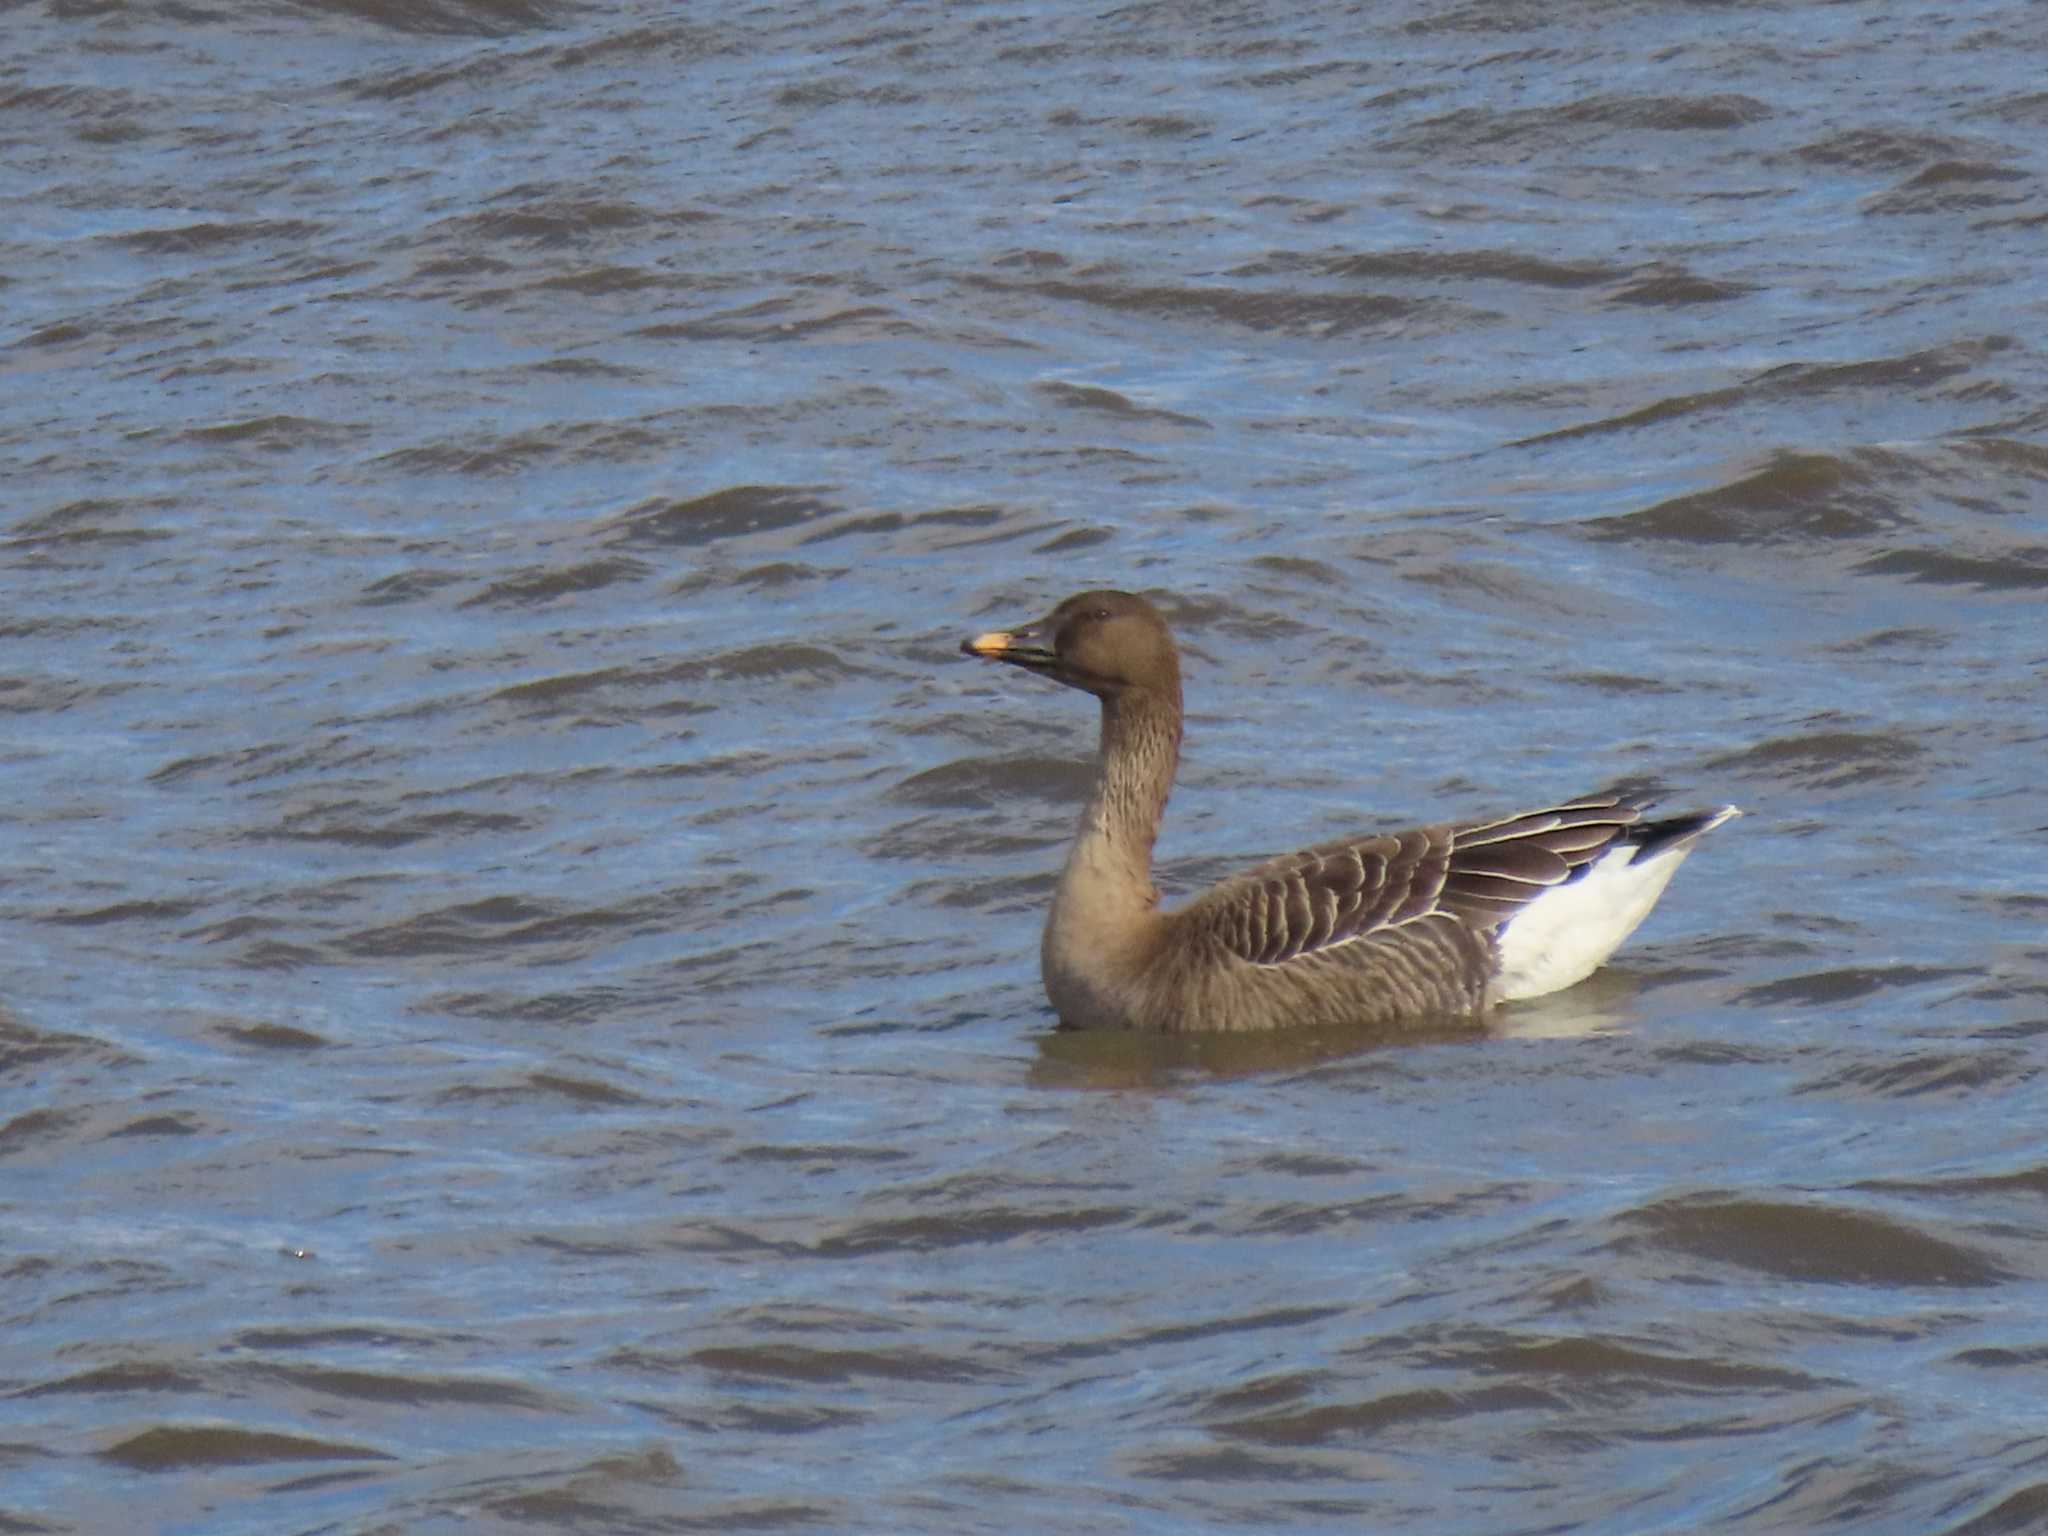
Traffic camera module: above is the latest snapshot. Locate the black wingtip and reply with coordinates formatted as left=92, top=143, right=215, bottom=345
left=1623, top=804, right=1741, bottom=861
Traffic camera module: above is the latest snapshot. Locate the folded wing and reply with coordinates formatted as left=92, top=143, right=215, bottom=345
left=1183, top=794, right=1643, bottom=968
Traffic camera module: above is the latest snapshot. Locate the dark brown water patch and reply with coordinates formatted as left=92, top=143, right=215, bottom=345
left=344, top=882, right=742, bottom=961
left=724, top=1142, right=914, bottom=1170
left=1866, top=160, right=2034, bottom=217
left=991, top=247, right=1070, bottom=271
left=0, top=675, right=116, bottom=714
left=816, top=1204, right=1138, bottom=1256
left=1608, top=270, right=1754, bottom=306
left=489, top=645, right=855, bottom=717
left=1198, top=1368, right=1330, bottom=1418
left=1785, top=342, right=2007, bottom=399
left=1568, top=93, right=1771, bottom=131
left=1405, top=557, right=1642, bottom=622
left=0, top=1114, right=80, bottom=1163
left=1399, top=0, right=1564, bottom=35
left=107, top=220, right=328, bottom=256
left=1120, top=1443, right=1336, bottom=1484
left=438, top=195, right=677, bottom=247
left=461, top=557, right=654, bottom=608
left=798, top=503, right=1005, bottom=548
left=1826, top=627, right=1948, bottom=655
left=1026, top=1307, right=1353, bottom=1371
left=429, top=987, right=633, bottom=1025
left=0, top=1016, right=139, bottom=1079
left=1792, top=128, right=1977, bottom=171
left=1253, top=1151, right=1370, bottom=1177
left=1560, top=670, right=1682, bottom=695
left=1535, top=341, right=2005, bottom=447
left=888, top=755, right=1095, bottom=810
left=1618, top=1197, right=2007, bottom=1287
left=433, top=1071, right=646, bottom=1108
left=1651, top=1039, right=1785, bottom=1068
left=1729, top=1460, right=1952, bottom=1531
left=1245, top=553, right=1346, bottom=587
left=906, top=870, right=1047, bottom=914
left=1532, top=1274, right=1609, bottom=1312
left=1036, top=525, right=1117, bottom=554
left=249, top=807, right=530, bottom=850
left=1036, top=380, right=1210, bottom=430
left=0, top=83, right=136, bottom=114
left=372, top=429, right=564, bottom=477
left=604, top=485, right=836, bottom=550
left=15, top=319, right=90, bottom=348
left=1123, top=113, right=1209, bottom=139
left=236, top=1362, right=561, bottom=1409
left=225, top=939, right=330, bottom=971
left=1217, top=1382, right=1562, bottom=1444
left=689, top=1343, right=1000, bottom=1386
left=1952, top=434, right=2048, bottom=478
left=356, top=567, right=468, bottom=607
left=1939, top=1483, right=2048, bottom=1536
left=1951, top=1343, right=2048, bottom=1368
left=232, top=1325, right=462, bottom=1352
left=45, top=899, right=204, bottom=928
left=104, top=1114, right=202, bottom=1140
left=690, top=644, right=860, bottom=683
left=531, top=264, right=677, bottom=295
left=548, top=19, right=726, bottom=69
left=1480, top=1335, right=1820, bottom=1394
left=964, top=273, right=1460, bottom=338
left=1703, top=728, right=1925, bottom=790
left=339, top=894, right=581, bottom=959
left=1311, top=248, right=1618, bottom=289
left=97, top=1423, right=396, bottom=1470
left=867, top=815, right=1062, bottom=864
left=1237, top=1175, right=1532, bottom=1236
left=1793, top=1048, right=2027, bottom=1100
left=774, top=79, right=920, bottom=111
left=1855, top=546, right=2048, bottom=591
left=637, top=298, right=922, bottom=345
left=148, top=737, right=405, bottom=788
left=475, top=1447, right=691, bottom=1524
left=179, top=415, right=356, bottom=451
left=1381, top=92, right=1768, bottom=154
left=1857, top=1164, right=2048, bottom=1201
left=21, top=1361, right=208, bottom=1397
left=670, top=560, right=832, bottom=595
left=1740, top=966, right=1975, bottom=1010
left=8, top=496, right=178, bottom=545
left=319, top=0, right=568, bottom=41
left=211, top=1020, right=330, bottom=1050
left=712, top=1303, right=911, bottom=1338
left=1583, top=452, right=1904, bottom=544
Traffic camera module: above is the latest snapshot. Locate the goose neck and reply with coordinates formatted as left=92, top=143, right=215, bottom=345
left=1081, top=686, right=1181, bottom=890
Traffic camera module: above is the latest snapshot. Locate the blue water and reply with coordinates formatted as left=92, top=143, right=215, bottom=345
left=3, top=0, right=2046, bottom=1531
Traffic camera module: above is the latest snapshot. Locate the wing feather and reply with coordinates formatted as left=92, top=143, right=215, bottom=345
left=1182, top=794, right=1645, bottom=968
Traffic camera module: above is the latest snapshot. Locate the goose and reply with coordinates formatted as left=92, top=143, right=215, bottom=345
left=961, top=589, right=1736, bottom=1033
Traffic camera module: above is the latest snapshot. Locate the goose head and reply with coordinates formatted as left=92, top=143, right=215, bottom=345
left=963, top=589, right=1181, bottom=703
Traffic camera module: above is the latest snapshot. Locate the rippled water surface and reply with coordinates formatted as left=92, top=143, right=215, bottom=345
left=5, top=0, right=2047, bottom=1530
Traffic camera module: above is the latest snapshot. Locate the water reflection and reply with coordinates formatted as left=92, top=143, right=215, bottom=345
left=1024, top=963, right=1657, bottom=1085
left=1029, top=1013, right=1490, bottom=1088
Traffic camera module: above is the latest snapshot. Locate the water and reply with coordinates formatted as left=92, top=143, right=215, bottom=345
left=4, top=0, right=2046, bottom=1531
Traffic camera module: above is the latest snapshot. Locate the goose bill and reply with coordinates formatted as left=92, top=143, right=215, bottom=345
left=963, top=628, right=1059, bottom=673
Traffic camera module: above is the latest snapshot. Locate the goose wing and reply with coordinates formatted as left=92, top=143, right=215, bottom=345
left=1181, top=795, right=1642, bottom=967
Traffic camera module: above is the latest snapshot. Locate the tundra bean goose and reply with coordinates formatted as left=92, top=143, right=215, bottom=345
left=962, top=589, right=1737, bottom=1034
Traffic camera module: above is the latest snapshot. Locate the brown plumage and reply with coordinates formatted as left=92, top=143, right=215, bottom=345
left=962, top=589, right=1736, bottom=1034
